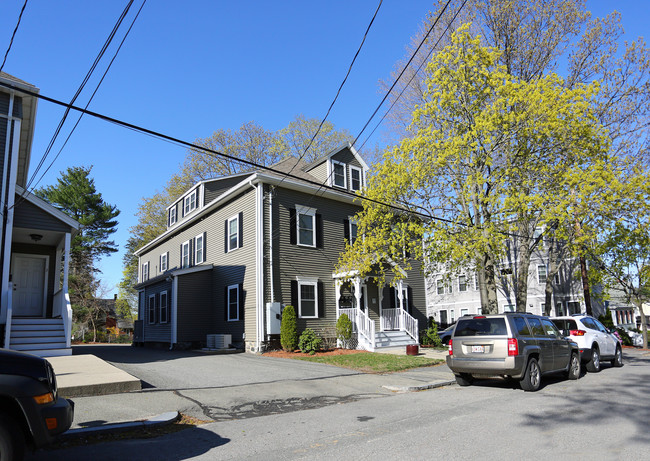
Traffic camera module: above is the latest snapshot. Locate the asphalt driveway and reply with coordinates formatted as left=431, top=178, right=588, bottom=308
left=73, top=344, right=360, bottom=390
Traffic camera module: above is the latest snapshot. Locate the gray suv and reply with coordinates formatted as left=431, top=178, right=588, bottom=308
left=446, top=313, right=581, bottom=391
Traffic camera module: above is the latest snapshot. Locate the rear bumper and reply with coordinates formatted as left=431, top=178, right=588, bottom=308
left=578, top=348, right=593, bottom=363
left=446, top=355, right=526, bottom=379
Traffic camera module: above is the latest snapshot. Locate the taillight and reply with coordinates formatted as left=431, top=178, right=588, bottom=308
left=570, top=330, right=586, bottom=336
left=448, top=339, right=453, bottom=355
left=507, top=338, right=519, bottom=356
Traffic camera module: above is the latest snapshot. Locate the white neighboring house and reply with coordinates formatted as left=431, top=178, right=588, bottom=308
left=426, top=238, right=598, bottom=326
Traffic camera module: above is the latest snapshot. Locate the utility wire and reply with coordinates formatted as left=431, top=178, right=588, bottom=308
left=0, top=0, right=28, bottom=73
left=24, top=0, right=135, bottom=194
left=351, top=0, right=454, bottom=148
left=277, top=0, right=383, bottom=187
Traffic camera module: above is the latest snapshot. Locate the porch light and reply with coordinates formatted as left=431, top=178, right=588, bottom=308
left=29, top=233, right=43, bottom=242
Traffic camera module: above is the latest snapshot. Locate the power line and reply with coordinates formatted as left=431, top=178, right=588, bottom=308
left=24, top=0, right=135, bottom=194
left=0, top=0, right=28, bottom=73
left=351, top=0, right=456, bottom=148
left=277, top=0, right=383, bottom=186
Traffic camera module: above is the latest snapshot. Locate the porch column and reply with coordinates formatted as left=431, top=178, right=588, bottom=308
left=397, top=279, right=405, bottom=331
left=335, top=279, right=342, bottom=319
left=62, top=233, right=71, bottom=295
left=378, top=282, right=384, bottom=331
left=353, top=277, right=362, bottom=315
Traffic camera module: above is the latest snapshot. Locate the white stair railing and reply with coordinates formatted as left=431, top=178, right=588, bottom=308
left=400, top=310, right=419, bottom=343
left=356, top=308, right=375, bottom=350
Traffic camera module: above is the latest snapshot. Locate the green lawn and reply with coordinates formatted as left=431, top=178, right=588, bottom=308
left=295, top=353, right=443, bottom=373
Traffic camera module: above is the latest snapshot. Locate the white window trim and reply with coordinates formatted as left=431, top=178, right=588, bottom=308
left=182, top=240, right=191, bottom=268
left=227, top=284, right=239, bottom=322
left=184, top=189, right=197, bottom=216
left=348, top=217, right=358, bottom=244
left=458, top=275, right=468, bottom=292
left=297, top=279, right=318, bottom=319
left=349, top=165, right=362, bottom=191
left=436, top=279, right=444, bottom=295
left=195, top=234, right=204, bottom=264
left=228, top=214, right=239, bottom=252
left=148, top=294, right=156, bottom=324
left=331, top=159, right=347, bottom=189
left=537, top=265, right=547, bottom=284
left=160, top=252, right=168, bottom=272
left=160, top=291, right=168, bottom=324
left=169, top=207, right=177, bottom=226
left=142, top=262, right=150, bottom=282
left=296, top=205, right=316, bottom=248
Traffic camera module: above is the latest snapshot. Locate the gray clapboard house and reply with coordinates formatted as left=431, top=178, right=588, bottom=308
left=133, top=144, right=426, bottom=352
left=1, top=72, right=79, bottom=357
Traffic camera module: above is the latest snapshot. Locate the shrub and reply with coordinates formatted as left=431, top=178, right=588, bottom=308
left=615, top=327, right=632, bottom=346
left=598, top=308, right=615, bottom=329
left=280, top=305, right=298, bottom=351
left=421, top=317, right=442, bottom=347
left=319, top=326, right=337, bottom=351
left=336, top=313, right=353, bottom=349
left=298, top=328, right=322, bottom=355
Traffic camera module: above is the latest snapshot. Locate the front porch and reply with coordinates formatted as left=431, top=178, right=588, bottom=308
left=334, top=275, right=419, bottom=352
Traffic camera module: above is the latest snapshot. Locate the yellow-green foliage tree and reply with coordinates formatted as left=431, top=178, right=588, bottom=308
left=338, top=25, right=613, bottom=314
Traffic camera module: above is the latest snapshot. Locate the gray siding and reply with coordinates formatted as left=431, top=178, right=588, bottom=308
left=139, top=188, right=257, bottom=343
left=305, top=146, right=364, bottom=192
left=177, top=269, right=214, bottom=343
left=141, top=279, right=172, bottom=343
left=204, top=176, right=248, bottom=205
left=13, top=198, right=73, bottom=232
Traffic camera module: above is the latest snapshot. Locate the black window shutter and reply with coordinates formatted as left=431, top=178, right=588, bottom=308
left=180, top=244, right=183, bottom=267
left=239, top=283, right=244, bottom=320
left=290, top=280, right=298, bottom=308
left=316, top=214, right=323, bottom=248
left=156, top=293, right=160, bottom=323
left=238, top=212, right=244, bottom=249
left=202, top=233, right=207, bottom=260
left=390, top=287, right=396, bottom=309
left=289, top=209, right=296, bottom=245
left=318, top=281, right=324, bottom=318
left=189, top=238, right=194, bottom=266
left=343, top=219, right=350, bottom=242
left=224, top=286, right=228, bottom=321
left=407, top=286, right=413, bottom=315
left=224, top=219, right=229, bottom=253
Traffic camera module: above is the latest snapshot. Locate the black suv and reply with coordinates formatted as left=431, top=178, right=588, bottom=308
left=447, top=313, right=581, bottom=391
left=1, top=348, right=74, bottom=460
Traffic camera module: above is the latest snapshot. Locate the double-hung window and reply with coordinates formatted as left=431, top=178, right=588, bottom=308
left=227, top=284, right=239, bottom=321
left=459, top=275, right=468, bottom=292
left=350, top=165, right=362, bottom=191
left=148, top=294, right=156, bottom=324
left=159, top=291, right=168, bottom=324
left=349, top=219, right=358, bottom=244
left=228, top=215, right=239, bottom=251
left=538, top=265, right=547, bottom=284
left=195, top=233, right=204, bottom=264
left=183, top=190, right=197, bottom=216
left=298, top=280, right=318, bottom=318
left=160, top=252, right=168, bottom=272
left=181, top=240, right=191, bottom=268
left=436, top=279, right=444, bottom=295
left=296, top=205, right=316, bottom=247
left=169, top=207, right=177, bottom=226
left=331, top=160, right=346, bottom=188
left=141, top=262, right=149, bottom=282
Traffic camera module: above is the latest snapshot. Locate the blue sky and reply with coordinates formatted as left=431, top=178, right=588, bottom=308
left=0, top=1, right=646, bottom=297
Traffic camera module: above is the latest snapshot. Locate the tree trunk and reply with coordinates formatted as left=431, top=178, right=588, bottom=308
left=516, top=238, right=531, bottom=312
left=544, top=236, right=561, bottom=316
left=579, top=253, right=592, bottom=316
left=638, top=300, right=648, bottom=349
left=479, top=253, right=499, bottom=314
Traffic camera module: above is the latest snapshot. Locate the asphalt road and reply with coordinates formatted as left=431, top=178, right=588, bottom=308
left=28, top=348, right=650, bottom=460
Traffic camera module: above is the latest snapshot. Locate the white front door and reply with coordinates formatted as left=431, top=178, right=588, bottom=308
left=12, top=255, right=48, bottom=317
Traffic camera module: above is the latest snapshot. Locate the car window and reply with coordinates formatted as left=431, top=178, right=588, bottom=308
left=541, top=319, right=560, bottom=337
left=513, top=317, right=531, bottom=336
left=592, top=319, right=608, bottom=333
left=581, top=317, right=597, bottom=330
left=454, top=318, right=508, bottom=336
left=527, top=318, right=545, bottom=336
left=551, top=319, right=577, bottom=331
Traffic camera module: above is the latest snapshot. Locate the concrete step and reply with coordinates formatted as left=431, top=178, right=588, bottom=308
left=23, top=348, right=72, bottom=358
left=11, top=342, right=68, bottom=351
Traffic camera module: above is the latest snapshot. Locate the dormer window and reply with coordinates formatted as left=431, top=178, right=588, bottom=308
left=183, top=190, right=197, bottom=216
left=169, top=207, right=177, bottom=226
left=350, top=165, right=362, bottom=191
left=332, top=160, right=346, bottom=188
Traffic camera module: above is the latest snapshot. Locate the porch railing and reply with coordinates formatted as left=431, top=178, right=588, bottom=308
left=381, top=308, right=400, bottom=331
left=4, top=282, right=12, bottom=349
left=400, top=310, right=419, bottom=343
left=357, top=309, right=376, bottom=350
left=339, top=308, right=357, bottom=332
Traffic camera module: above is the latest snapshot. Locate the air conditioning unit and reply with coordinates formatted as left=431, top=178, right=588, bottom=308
left=206, top=334, right=232, bottom=349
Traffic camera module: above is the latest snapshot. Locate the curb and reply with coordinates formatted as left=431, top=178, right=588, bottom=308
left=62, top=411, right=180, bottom=438
left=382, top=379, right=456, bottom=392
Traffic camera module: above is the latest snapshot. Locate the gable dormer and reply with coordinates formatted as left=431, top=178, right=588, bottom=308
left=166, top=184, right=203, bottom=229
left=303, top=143, right=368, bottom=193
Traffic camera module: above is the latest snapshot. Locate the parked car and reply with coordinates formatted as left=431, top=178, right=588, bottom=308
left=447, top=313, right=581, bottom=392
left=0, top=348, right=74, bottom=460
left=550, top=315, right=623, bottom=372
left=438, top=324, right=455, bottom=345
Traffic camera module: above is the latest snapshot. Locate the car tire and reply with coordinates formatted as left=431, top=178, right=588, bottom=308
left=520, top=358, right=541, bottom=392
left=566, top=352, right=580, bottom=380
left=455, top=373, right=473, bottom=386
left=0, top=412, right=25, bottom=461
left=586, top=346, right=601, bottom=373
left=611, top=346, right=623, bottom=368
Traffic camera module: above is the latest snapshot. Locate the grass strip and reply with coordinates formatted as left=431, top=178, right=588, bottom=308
left=295, top=353, right=442, bottom=373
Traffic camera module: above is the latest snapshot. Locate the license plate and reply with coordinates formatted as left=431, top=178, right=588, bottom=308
left=471, top=345, right=485, bottom=353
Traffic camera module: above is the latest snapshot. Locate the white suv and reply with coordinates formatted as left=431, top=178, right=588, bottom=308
left=551, top=315, right=623, bottom=372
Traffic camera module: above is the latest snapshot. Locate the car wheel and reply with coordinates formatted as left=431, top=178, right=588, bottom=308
left=0, top=413, right=25, bottom=461
left=455, top=373, right=473, bottom=386
left=586, top=346, right=601, bottom=372
left=566, top=352, right=580, bottom=380
left=611, top=346, right=623, bottom=368
left=520, top=358, right=541, bottom=392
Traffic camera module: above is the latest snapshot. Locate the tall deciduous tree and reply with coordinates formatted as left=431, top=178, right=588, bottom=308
left=338, top=26, right=611, bottom=314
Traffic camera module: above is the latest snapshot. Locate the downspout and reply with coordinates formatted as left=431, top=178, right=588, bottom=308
left=250, top=179, right=264, bottom=352
left=268, top=187, right=274, bottom=303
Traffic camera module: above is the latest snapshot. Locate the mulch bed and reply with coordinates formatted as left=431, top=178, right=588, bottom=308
left=263, top=348, right=369, bottom=359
